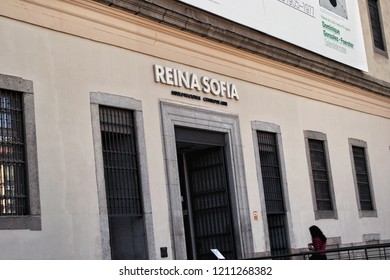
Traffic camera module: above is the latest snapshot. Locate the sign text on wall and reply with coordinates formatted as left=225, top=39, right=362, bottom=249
left=153, top=64, right=239, bottom=101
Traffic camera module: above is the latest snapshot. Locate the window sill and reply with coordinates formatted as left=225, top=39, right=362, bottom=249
left=314, top=210, right=338, bottom=220
left=373, top=47, right=388, bottom=58
left=0, top=215, right=41, bottom=230
left=359, top=210, right=378, bottom=218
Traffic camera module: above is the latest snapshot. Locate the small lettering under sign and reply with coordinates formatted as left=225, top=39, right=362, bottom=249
left=171, top=91, right=228, bottom=106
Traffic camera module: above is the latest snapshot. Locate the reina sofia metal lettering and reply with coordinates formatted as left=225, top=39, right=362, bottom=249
left=153, top=64, right=239, bottom=100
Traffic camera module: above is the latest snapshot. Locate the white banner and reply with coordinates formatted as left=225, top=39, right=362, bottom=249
left=178, top=0, right=368, bottom=71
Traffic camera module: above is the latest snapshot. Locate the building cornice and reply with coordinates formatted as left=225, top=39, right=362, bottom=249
left=1, top=0, right=389, bottom=118
left=95, top=0, right=390, bottom=98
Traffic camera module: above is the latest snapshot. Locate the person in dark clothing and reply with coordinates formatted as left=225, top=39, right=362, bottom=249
left=308, top=225, right=327, bottom=260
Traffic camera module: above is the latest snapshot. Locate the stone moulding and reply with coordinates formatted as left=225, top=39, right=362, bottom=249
left=95, top=0, right=390, bottom=98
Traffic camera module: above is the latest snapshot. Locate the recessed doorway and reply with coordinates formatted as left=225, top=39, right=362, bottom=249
left=160, top=101, right=253, bottom=260
left=175, top=126, right=236, bottom=260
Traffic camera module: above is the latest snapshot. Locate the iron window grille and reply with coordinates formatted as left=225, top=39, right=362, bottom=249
left=368, top=0, right=386, bottom=51
left=352, top=146, right=373, bottom=211
left=257, top=131, right=289, bottom=257
left=308, top=139, right=333, bottom=211
left=99, top=106, right=143, bottom=217
left=0, top=89, right=28, bottom=216
left=257, top=131, right=285, bottom=214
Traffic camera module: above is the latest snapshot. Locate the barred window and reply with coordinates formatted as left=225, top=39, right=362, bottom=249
left=368, top=0, right=386, bottom=51
left=0, top=89, right=28, bottom=216
left=257, top=131, right=284, bottom=214
left=304, top=131, right=337, bottom=220
left=256, top=129, right=290, bottom=257
left=352, top=146, right=373, bottom=210
left=349, top=139, right=376, bottom=217
left=99, top=105, right=147, bottom=259
left=100, top=106, right=143, bottom=216
left=308, top=139, right=333, bottom=211
left=0, top=73, right=40, bottom=231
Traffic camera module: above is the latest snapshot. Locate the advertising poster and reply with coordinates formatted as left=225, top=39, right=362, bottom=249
left=178, top=0, right=368, bottom=71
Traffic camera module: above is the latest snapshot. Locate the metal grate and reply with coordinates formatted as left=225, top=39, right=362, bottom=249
left=257, top=131, right=284, bottom=213
left=308, top=139, right=333, bottom=211
left=0, top=89, right=27, bottom=216
left=352, top=146, right=373, bottom=210
left=267, top=214, right=289, bottom=258
left=100, top=106, right=148, bottom=260
left=100, top=106, right=142, bottom=216
left=257, top=131, right=289, bottom=257
left=247, top=242, right=390, bottom=260
left=187, top=147, right=236, bottom=260
left=368, top=0, right=385, bottom=50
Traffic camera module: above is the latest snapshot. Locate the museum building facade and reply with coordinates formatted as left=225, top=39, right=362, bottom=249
left=0, top=0, right=389, bottom=259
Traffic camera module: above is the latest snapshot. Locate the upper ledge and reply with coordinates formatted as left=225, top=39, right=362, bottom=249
left=94, top=0, right=390, bottom=99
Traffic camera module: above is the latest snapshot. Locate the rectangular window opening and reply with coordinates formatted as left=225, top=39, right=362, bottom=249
left=368, top=0, right=386, bottom=51
left=308, top=139, right=333, bottom=211
left=257, top=130, right=290, bottom=257
left=352, top=146, right=374, bottom=211
left=99, top=106, right=142, bottom=217
left=99, top=105, right=147, bottom=260
left=0, top=89, right=28, bottom=216
left=257, top=131, right=285, bottom=214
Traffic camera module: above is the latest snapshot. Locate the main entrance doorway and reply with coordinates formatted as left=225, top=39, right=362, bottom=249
left=175, top=127, right=237, bottom=260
